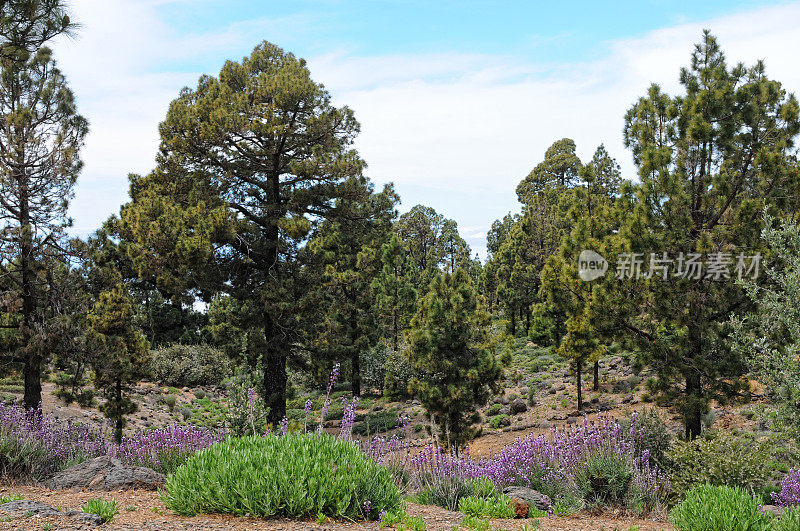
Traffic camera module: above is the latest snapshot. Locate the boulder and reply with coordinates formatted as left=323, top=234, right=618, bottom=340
left=502, top=486, right=552, bottom=511
left=0, top=500, right=62, bottom=517
left=510, top=398, right=528, bottom=414
left=46, top=455, right=165, bottom=491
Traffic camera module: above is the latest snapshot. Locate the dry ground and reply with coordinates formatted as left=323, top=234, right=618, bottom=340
left=0, top=486, right=673, bottom=530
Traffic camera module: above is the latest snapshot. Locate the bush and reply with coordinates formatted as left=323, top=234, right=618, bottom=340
left=576, top=454, right=633, bottom=507
left=149, top=344, right=233, bottom=387
left=669, top=484, right=769, bottom=531
left=458, top=495, right=515, bottom=518
left=383, top=349, right=414, bottom=400
left=774, top=507, right=800, bottom=531
left=489, top=414, right=510, bottom=429
left=164, top=394, right=177, bottom=412
left=621, top=408, right=672, bottom=468
left=0, top=402, right=106, bottom=480
left=112, top=425, right=222, bottom=475
left=361, top=342, right=389, bottom=394
left=82, top=498, right=120, bottom=523
left=352, top=412, right=397, bottom=436
left=161, top=433, right=401, bottom=520
left=667, top=431, right=774, bottom=497
left=486, top=404, right=502, bottom=417
left=773, top=469, right=800, bottom=507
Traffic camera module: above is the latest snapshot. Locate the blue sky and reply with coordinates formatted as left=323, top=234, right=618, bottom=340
left=54, top=0, right=800, bottom=257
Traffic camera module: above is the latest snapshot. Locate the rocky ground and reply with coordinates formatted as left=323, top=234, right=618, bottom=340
left=0, top=486, right=672, bottom=530
left=0, top=344, right=764, bottom=529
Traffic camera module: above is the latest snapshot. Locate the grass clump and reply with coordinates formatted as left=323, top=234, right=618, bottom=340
left=160, top=432, right=401, bottom=520
left=458, top=495, right=515, bottom=519
left=669, top=484, right=769, bottom=531
left=81, top=498, right=120, bottom=523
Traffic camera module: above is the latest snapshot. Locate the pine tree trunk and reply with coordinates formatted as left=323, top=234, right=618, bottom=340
left=20, top=189, right=41, bottom=410
left=263, top=313, right=287, bottom=426
left=593, top=360, right=599, bottom=391
left=576, top=358, right=583, bottom=411
left=510, top=305, right=517, bottom=336
left=114, top=378, right=123, bottom=443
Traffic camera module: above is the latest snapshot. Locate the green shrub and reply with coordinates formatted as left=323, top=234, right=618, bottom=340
left=0, top=493, right=22, bottom=504
left=669, top=484, right=769, bottom=531
left=193, top=389, right=206, bottom=399
left=379, top=506, right=426, bottom=530
left=489, top=414, right=510, bottom=429
left=164, top=394, right=177, bottom=412
left=352, top=411, right=397, bottom=436
left=160, top=433, right=401, bottom=520
left=486, top=403, right=502, bottom=417
left=667, top=431, right=774, bottom=497
left=576, top=454, right=633, bottom=507
left=774, top=507, right=800, bottom=531
left=460, top=515, right=491, bottom=531
left=622, top=408, right=672, bottom=468
left=81, top=498, right=120, bottom=523
left=468, top=478, right=501, bottom=500
left=458, top=495, right=515, bottom=519
left=383, top=349, right=414, bottom=400
left=149, top=344, right=233, bottom=387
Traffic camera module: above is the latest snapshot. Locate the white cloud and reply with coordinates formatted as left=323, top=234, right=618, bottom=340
left=53, top=0, right=800, bottom=255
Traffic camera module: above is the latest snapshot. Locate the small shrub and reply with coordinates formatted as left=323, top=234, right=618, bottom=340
left=468, top=477, right=501, bottom=500
left=383, top=349, right=414, bottom=400
left=576, top=454, right=633, bottom=507
left=149, top=344, right=233, bottom=387
left=352, top=412, right=397, bottom=436
left=193, top=389, right=206, bottom=400
left=773, top=469, right=800, bottom=507
left=161, top=433, right=401, bottom=520
left=621, top=408, right=672, bottom=468
left=669, top=484, right=769, bottom=531
left=460, top=515, right=491, bottom=531
left=489, top=414, right=510, bottom=429
left=180, top=407, right=193, bottom=421
left=0, top=493, right=22, bottom=504
left=774, top=507, right=800, bottom=531
left=458, top=495, right=515, bottom=518
left=81, top=498, right=120, bottom=523
left=163, top=395, right=177, bottom=412
left=667, top=431, right=774, bottom=497
left=486, top=403, right=502, bottom=417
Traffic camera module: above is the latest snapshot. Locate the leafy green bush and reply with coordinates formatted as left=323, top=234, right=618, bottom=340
left=621, top=408, right=672, bottom=468
left=383, top=348, right=414, bottom=400
left=486, top=403, right=502, bottom=417
left=149, top=344, right=233, bottom=387
left=669, top=484, right=769, bottom=531
left=576, top=454, right=633, bottom=507
left=81, top=498, right=120, bottom=523
left=667, top=431, right=774, bottom=497
left=458, top=495, right=515, bottom=518
left=774, top=507, right=800, bottom=531
left=489, top=414, right=510, bottom=429
left=352, top=411, right=397, bottom=436
left=161, top=433, right=401, bottom=520
left=468, top=477, right=501, bottom=500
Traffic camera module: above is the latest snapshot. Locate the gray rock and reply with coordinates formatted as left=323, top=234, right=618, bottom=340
left=613, top=380, right=632, bottom=393
left=537, top=420, right=553, bottom=429
left=510, top=398, right=528, bottom=414
left=46, top=455, right=165, bottom=491
left=519, top=386, right=530, bottom=396
left=0, top=500, right=62, bottom=516
left=66, top=510, right=105, bottom=525
left=502, top=486, right=552, bottom=511
left=499, top=405, right=511, bottom=416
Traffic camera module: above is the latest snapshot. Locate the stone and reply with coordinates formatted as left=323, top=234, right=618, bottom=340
left=613, top=380, right=632, bottom=393
left=513, top=499, right=529, bottom=518
left=0, top=500, right=62, bottom=517
left=760, top=505, right=782, bottom=517
left=537, top=420, right=553, bottom=429
left=499, top=405, right=511, bottom=416
left=510, top=398, right=528, bottom=414
left=519, top=386, right=530, bottom=396
left=46, top=455, right=165, bottom=491
left=502, top=486, right=552, bottom=511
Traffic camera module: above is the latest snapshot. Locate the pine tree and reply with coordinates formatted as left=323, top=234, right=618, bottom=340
left=372, top=233, right=416, bottom=352
left=122, top=41, right=364, bottom=424
left=615, top=31, right=800, bottom=438
left=407, top=269, right=504, bottom=450
left=0, top=0, right=86, bottom=409
left=88, top=283, right=150, bottom=443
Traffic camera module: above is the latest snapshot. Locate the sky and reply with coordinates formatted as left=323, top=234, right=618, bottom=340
left=51, top=0, right=800, bottom=258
